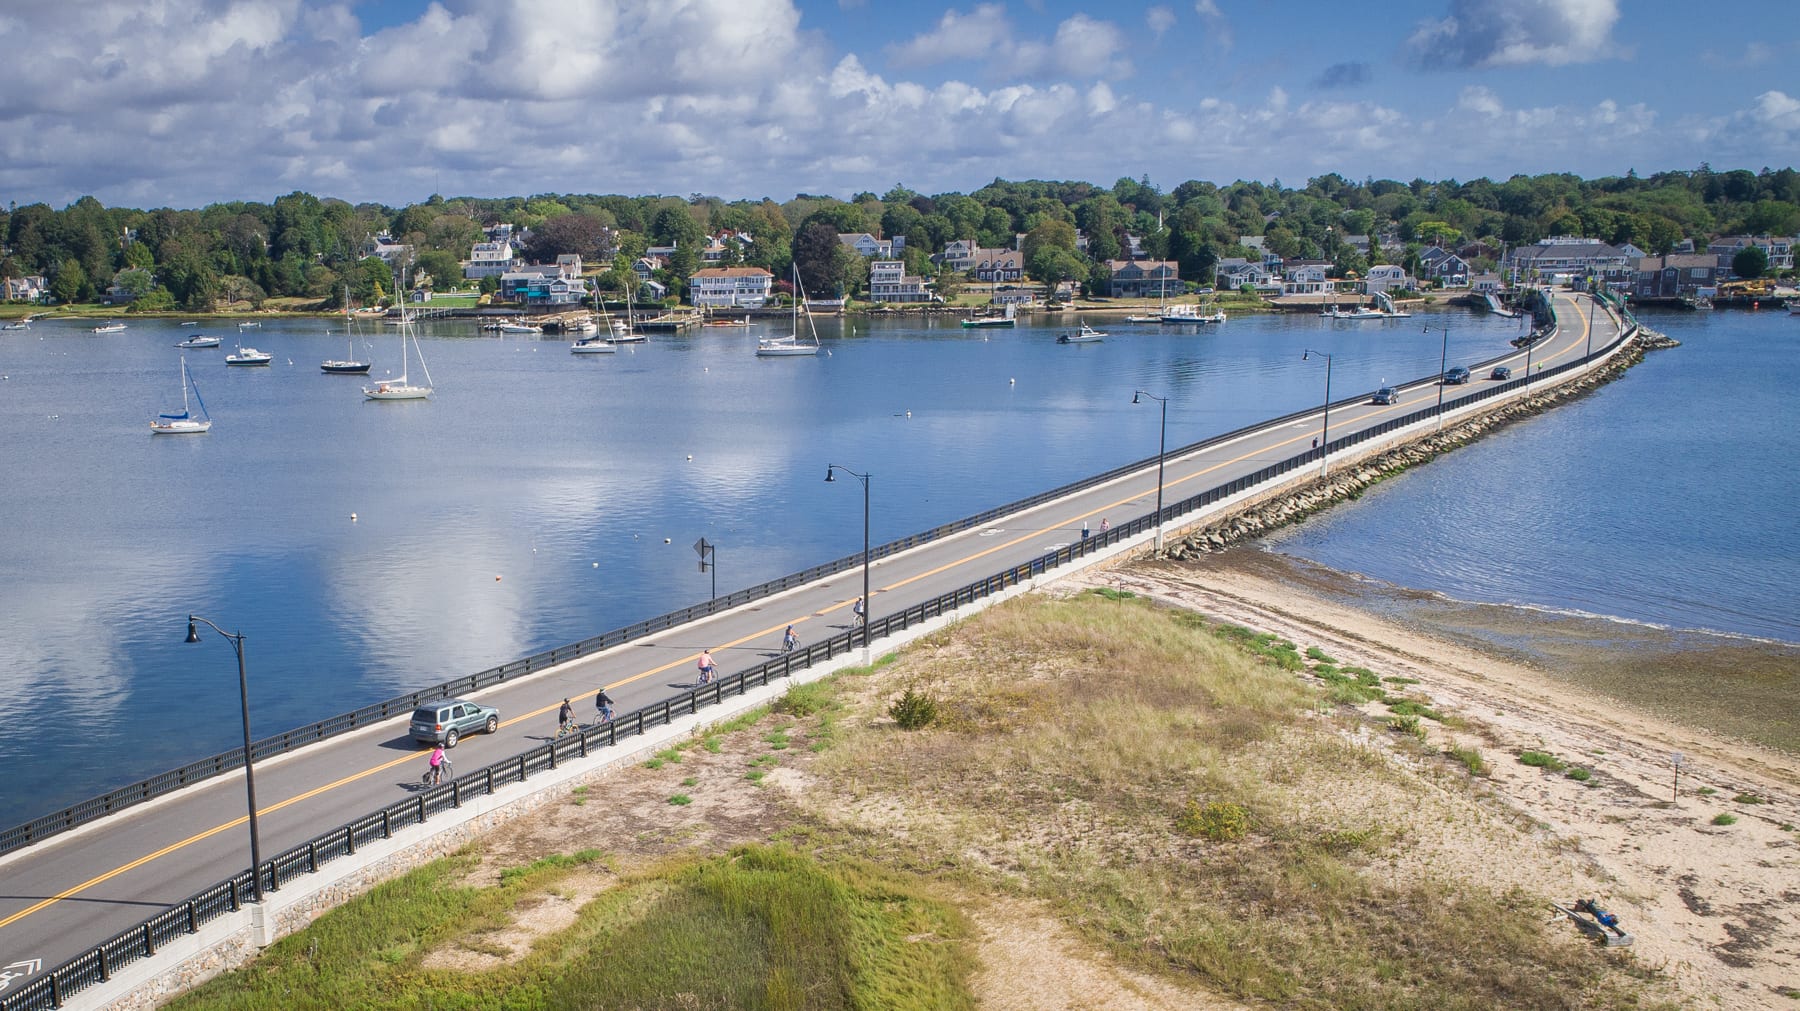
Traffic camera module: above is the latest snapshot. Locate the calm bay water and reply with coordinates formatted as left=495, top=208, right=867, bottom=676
left=0, top=304, right=1768, bottom=822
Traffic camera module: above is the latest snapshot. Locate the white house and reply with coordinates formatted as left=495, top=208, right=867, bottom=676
left=688, top=266, right=774, bottom=307
left=1281, top=261, right=1334, bottom=295
left=1361, top=264, right=1413, bottom=294
left=868, top=260, right=932, bottom=303
left=939, top=239, right=979, bottom=272
left=464, top=224, right=519, bottom=279
left=838, top=233, right=904, bottom=259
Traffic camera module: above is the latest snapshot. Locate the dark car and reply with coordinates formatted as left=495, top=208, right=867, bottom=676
left=409, top=698, right=501, bottom=747
left=1371, top=387, right=1399, bottom=405
left=1443, top=366, right=1471, bottom=385
left=1490, top=366, right=1513, bottom=381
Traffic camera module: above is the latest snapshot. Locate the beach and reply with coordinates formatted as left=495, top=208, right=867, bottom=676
left=1075, top=548, right=1800, bottom=1007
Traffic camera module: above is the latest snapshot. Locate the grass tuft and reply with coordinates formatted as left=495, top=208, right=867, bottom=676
left=1711, top=813, right=1737, bottom=826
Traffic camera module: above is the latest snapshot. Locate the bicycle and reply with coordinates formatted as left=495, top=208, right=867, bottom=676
left=423, top=758, right=454, bottom=788
left=782, top=632, right=799, bottom=654
left=556, top=719, right=577, bottom=740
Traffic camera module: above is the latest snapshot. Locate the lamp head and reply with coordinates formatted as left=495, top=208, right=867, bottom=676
left=824, top=467, right=835, bottom=483
left=1131, top=391, right=1141, bottom=404
left=1302, top=351, right=1310, bottom=361
left=185, top=618, right=201, bottom=644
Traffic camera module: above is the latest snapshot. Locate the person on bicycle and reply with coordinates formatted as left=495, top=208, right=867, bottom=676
left=428, top=743, right=447, bottom=785
left=697, top=649, right=716, bottom=684
left=595, top=688, right=615, bottom=723
left=783, top=624, right=799, bottom=653
left=557, top=697, right=575, bottom=736
left=852, top=596, right=865, bottom=626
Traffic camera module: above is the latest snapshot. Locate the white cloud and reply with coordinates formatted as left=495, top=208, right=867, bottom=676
left=1193, top=0, right=1232, bottom=51
left=887, top=4, right=1012, bottom=67
left=888, top=6, right=1128, bottom=80
left=1146, top=6, right=1176, bottom=38
left=1407, top=0, right=1620, bottom=69
left=1752, top=90, right=1800, bottom=132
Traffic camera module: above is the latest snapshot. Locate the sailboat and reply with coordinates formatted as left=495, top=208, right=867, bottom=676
left=363, top=278, right=433, bottom=400
left=607, top=284, right=647, bottom=343
left=323, top=288, right=372, bottom=372
left=571, top=285, right=617, bottom=354
left=756, top=266, right=821, bottom=357
left=150, top=357, right=212, bottom=434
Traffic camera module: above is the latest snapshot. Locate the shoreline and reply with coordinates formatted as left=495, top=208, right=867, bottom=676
left=1073, top=549, right=1800, bottom=1007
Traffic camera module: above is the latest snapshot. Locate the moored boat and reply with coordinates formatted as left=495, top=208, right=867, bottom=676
left=226, top=346, right=273, bottom=365
left=174, top=334, right=222, bottom=348
left=1056, top=323, right=1107, bottom=344
left=92, top=322, right=127, bottom=334
left=150, top=357, right=212, bottom=434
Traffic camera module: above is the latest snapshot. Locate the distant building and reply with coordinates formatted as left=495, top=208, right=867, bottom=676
left=1104, top=259, right=1179, bottom=298
left=1280, top=261, right=1334, bottom=295
left=688, top=266, right=774, bottom=307
left=363, top=233, right=412, bottom=267
left=1633, top=254, right=1719, bottom=298
left=838, top=233, right=904, bottom=258
left=1708, top=235, right=1794, bottom=276
left=464, top=224, right=519, bottom=279
left=938, top=239, right=979, bottom=272
left=867, top=260, right=932, bottom=302
left=1504, top=237, right=1630, bottom=286
left=970, top=248, right=1024, bottom=283
left=4, top=275, right=47, bottom=302
left=1418, top=246, right=1472, bottom=286
left=1361, top=264, right=1413, bottom=294
left=499, top=260, right=584, bottom=304
left=701, top=230, right=754, bottom=263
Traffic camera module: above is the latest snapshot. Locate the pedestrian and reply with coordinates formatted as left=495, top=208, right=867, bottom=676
left=1081, top=519, right=1089, bottom=539
left=1312, top=437, right=1318, bottom=448
left=697, top=649, right=716, bottom=684
left=595, top=688, right=614, bottom=723
left=1099, top=517, right=1110, bottom=534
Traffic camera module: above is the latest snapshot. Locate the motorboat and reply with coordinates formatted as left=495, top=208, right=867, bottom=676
left=150, top=357, right=212, bottom=434
left=496, top=322, right=541, bottom=334
left=225, top=346, right=273, bottom=365
left=237, top=320, right=261, bottom=329
left=174, top=335, right=222, bottom=348
left=92, top=322, right=127, bottom=333
left=570, top=335, right=617, bottom=354
left=962, top=305, right=1017, bottom=328
left=1056, top=323, right=1107, bottom=344
left=1160, top=305, right=1225, bottom=324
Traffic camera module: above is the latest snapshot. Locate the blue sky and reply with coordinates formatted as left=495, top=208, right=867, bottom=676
left=2, top=0, right=1797, bottom=210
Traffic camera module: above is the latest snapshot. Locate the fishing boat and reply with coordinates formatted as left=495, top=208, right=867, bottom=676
left=756, top=267, right=821, bottom=357
left=962, top=305, right=1016, bottom=328
left=174, top=334, right=222, bottom=349
left=225, top=346, right=273, bottom=365
left=92, top=322, right=127, bottom=334
left=150, top=357, right=212, bottom=434
left=363, top=296, right=433, bottom=400
left=1056, top=323, right=1107, bottom=344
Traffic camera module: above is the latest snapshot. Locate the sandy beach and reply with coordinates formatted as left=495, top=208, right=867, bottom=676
left=1074, top=548, right=1799, bottom=1008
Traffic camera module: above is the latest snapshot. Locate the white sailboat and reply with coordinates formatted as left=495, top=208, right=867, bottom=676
left=322, top=287, right=372, bottom=373
left=571, top=285, right=616, bottom=354
left=756, top=266, right=821, bottom=357
left=608, top=283, right=646, bottom=343
left=363, top=283, right=433, bottom=400
left=150, top=357, right=212, bottom=434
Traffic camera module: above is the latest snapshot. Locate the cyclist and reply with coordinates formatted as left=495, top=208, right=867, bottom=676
left=782, top=624, right=799, bottom=653
left=595, top=688, right=615, bottom=724
left=557, top=697, right=575, bottom=737
left=697, top=649, right=716, bottom=685
left=426, top=743, right=448, bottom=786
left=851, top=596, right=865, bottom=627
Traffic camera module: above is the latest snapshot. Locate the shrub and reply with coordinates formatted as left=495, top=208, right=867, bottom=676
left=1565, top=767, right=1592, bottom=782
left=889, top=688, right=938, bottom=730
left=1388, top=714, right=1425, bottom=739
left=1177, top=800, right=1250, bottom=842
left=1733, top=794, right=1764, bottom=805
left=1518, top=751, right=1567, bottom=772
left=775, top=681, right=832, bottom=718
left=669, top=794, right=693, bottom=806
left=1711, top=813, right=1736, bottom=826
left=1448, top=746, right=1489, bottom=777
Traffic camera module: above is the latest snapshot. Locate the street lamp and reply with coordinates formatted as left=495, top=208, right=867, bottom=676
left=184, top=615, right=265, bottom=904
left=824, top=465, right=871, bottom=650
left=1586, top=292, right=1598, bottom=361
left=1301, top=350, right=1332, bottom=476
left=1423, top=323, right=1449, bottom=430
left=1131, top=390, right=1169, bottom=549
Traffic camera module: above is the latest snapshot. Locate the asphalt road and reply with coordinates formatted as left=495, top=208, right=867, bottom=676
left=0, top=292, right=1621, bottom=980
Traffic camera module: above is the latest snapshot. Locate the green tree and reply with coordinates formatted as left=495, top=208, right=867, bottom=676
left=113, top=267, right=154, bottom=300
left=414, top=249, right=462, bottom=290
left=1732, top=246, right=1768, bottom=279
left=792, top=221, right=848, bottom=297
left=50, top=258, right=87, bottom=303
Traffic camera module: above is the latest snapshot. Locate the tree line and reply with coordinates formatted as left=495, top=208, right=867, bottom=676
left=4, top=164, right=1796, bottom=310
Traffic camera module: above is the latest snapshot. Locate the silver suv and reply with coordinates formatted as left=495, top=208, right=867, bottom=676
left=409, top=698, right=500, bottom=747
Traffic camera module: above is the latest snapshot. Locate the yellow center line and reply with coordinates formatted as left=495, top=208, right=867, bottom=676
left=8, top=319, right=1596, bottom=932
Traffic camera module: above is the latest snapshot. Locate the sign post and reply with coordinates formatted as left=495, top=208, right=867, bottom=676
left=694, top=537, right=715, bottom=601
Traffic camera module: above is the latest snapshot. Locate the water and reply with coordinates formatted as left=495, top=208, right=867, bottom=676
left=0, top=305, right=1669, bottom=822
left=1269, top=308, right=1800, bottom=644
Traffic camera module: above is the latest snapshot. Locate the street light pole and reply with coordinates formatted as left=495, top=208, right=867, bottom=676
left=1423, top=324, right=1449, bottom=430
left=1301, top=350, right=1333, bottom=476
left=1131, top=390, right=1168, bottom=549
left=1586, top=292, right=1597, bottom=361
left=824, top=465, right=871, bottom=651
left=185, top=615, right=264, bottom=904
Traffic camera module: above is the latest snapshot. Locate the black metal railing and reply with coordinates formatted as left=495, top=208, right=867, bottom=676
left=0, top=318, right=1635, bottom=1011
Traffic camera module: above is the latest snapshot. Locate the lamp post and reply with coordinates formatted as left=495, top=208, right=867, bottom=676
left=1423, top=323, right=1449, bottom=429
left=824, top=465, right=871, bottom=650
left=184, top=615, right=264, bottom=904
left=1131, top=390, right=1169, bottom=549
left=1301, top=350, right=1333, bottom=476
left=1586, top=292, right=1597, bottom=361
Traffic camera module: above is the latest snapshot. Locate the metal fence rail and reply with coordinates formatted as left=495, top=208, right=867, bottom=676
left=0, top=318, right=1633, bottom=1011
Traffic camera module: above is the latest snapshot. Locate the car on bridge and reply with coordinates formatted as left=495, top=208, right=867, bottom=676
left=1443, top=366, right=1471, bottom=385
left=1371, top=387, right=1399, bottom=405
left=409, top=698, right=501, bottom=747
left=1490, top=366, right=1512, bottom=381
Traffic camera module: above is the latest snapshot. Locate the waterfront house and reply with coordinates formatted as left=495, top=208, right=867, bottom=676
left=4, top=275, right=47, bottom=302
left=1361, top=264, right=1413, bottom=294
left=1632, top=254, right=1719, bottom=298
left=499, top=260, right=583, bottom=303
left=1418, top=246, right=1472, bottom=286
left=939, top=239, right=978, bottom=272
left=514, top=275, right=588, bottom=309
left=838, top=233, right=904, bottom=259
left=1471, top=273, right=1504, bottom=294
left=1281, top=261, right=1334, bottom=295
left=868, top=260, right=933, bottom=303
left=1504, top=237, right=1632, bottom=286
left=701, top=230, right=754, bottom=263
left=971, top=248, right=1025, bottom=283
left=464, top=224, right=519, bottom=280
left=1218, top=258, right=1275, bottom=291
left=1104, top=259, right=1179, bottom=298
left=688, top=266, right=774, bottom=307
left=1708, top=235, right=1795, bottom=276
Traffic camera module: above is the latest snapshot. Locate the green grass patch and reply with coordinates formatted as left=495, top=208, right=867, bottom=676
left=1176, top=800, right=1250, bottom=842
left=1566, top=767, right=1593, bottom=782
left=1383, top=675, right=1421, bottom=685
left=1518, top=750, right=1567, bottom=772
left=1695, top=787, right=1717, bottom=796
left=773, top=680, right=835, bottom=718
left=763, top=726, right=791, bottom=750
left=669, top=794, right=693, bottom=806
left=1711, top=813, right=1737, bottom=826
left=1387, top=698, right=1445, bottom=722
left=1305, top=646, right=1335, bottom=663
left=746, top=770, right=767, bottom=784
left=1448, top=746, right=1490, bottom=777
left=1733, top=793, right=1764, bottom=805
left=1087, top=586, right=1138, bottom=601
left=702, top=736, right=722, bottom=753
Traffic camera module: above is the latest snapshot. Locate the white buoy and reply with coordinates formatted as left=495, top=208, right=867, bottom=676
left=350, top=513, right=358, bottom=521
left=664, top=537, right=672, bottom=544
left=592, top=562, right=599, bottom=568
left=905, top=410, right=911, bottom=418
left=686, top=454, right=693, bottom=461
left=1009, top=378, right=1015, bottom=385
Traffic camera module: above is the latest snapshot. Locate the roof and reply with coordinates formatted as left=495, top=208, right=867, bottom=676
left=691, top=267, right=774, bottom=278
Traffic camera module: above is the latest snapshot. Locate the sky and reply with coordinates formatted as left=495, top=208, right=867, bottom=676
left=2, top=0, right=1798, bottom=211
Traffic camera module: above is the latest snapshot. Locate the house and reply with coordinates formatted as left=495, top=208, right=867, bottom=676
left=639, top=279, right=668, bottom=302
left=1361, top=264, right=1413, bottom=295
left=1708, top=235, right=1795, bottom=275
left=838, top=233, right=904, bottom=259
left=464, top=224, right=519, bottom=279
left=1632, top=254, right=1718, bottom=298
left=4, top=275, right=47, bottom=302
left=1341, top=234, right=1372, bottom=256
left=498, top=261, right=584, bottom=303
left=868, top=260, right=932, bottom=303
left=363, top=233, right=412, bottom=266
left=939, top=240, right=979, bottom=272
left=688, top=266, right=774, bottom=307
left=1280, top=261, right=1334, bottom=295
left=701, top=230, right=754, bottom=263
left=1470, top=273, right=1504, bottom=294
left=1418, top=246, right=1472, bottom=286
left=1218, top=258, right=1275, bottom=291
left=970, top=248, right=1025, bottom=283
left=1104, top=259, right=1179, bottom=298
left=632, top=256, right=665, bottom=282
left=1504, top=237, right=1631, bottom=286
